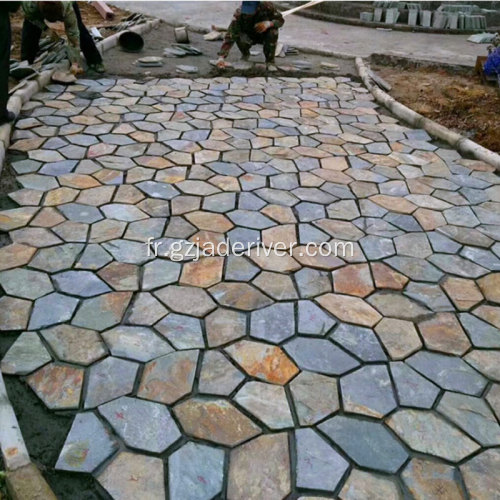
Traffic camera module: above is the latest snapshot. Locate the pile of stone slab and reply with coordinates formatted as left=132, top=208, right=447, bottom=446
left=361, top=3, right=488, bottom=30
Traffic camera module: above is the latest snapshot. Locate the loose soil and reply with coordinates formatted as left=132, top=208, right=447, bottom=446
left=373, top=63, right=500, bottom=153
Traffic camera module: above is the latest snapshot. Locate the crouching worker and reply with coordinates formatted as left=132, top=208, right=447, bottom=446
left=216, top=1, right=284, bottom=72
left=21, top=1, right=105, bottom=75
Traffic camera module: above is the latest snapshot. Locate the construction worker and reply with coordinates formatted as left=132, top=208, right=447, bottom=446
left=0, top=2, right=20, bottom=125
left=21, top=1, right=105, bottom=75
left=216, top=1, right=284, bottom=72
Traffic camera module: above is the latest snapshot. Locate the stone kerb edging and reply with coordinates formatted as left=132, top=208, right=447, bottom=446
left=0, top=17, right=161, bottom=175
left=0, top=16, right=160, bottom=499
left=356, top=56, right=500, bottom=171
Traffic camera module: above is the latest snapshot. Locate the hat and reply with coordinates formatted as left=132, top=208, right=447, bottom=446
left=241, top=1, right=259, bottom=14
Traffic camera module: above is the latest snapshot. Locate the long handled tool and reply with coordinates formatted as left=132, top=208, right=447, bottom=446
left=281, top=0, right=325, bottom=18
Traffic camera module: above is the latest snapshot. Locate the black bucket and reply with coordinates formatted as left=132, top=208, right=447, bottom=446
left=118, top=31, right=144, bottom=53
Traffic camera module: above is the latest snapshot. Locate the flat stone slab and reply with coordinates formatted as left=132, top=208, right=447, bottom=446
left=98, top=451, right=165, bottom=499
left=84, top=357, right=139, bottom=408
left=56, top=412, right=118, bottom=473
left=1, top=331, right=51, bottom=376
left=228, top=433, right=291, bottom=500
left=99, top=396, right=181, bottom=453
left=169, top=442, right=225, bottom=500
left=387, top=409, right=480, bottom=462
left=319, top=415, right=409, bottom=473
left=296, top=428, right=349, bottom=492
left=174, top=397, right=261, bottom=447
left=198, top=350, right=245, bottom=396
left=138, top=350, right=199, bottom=404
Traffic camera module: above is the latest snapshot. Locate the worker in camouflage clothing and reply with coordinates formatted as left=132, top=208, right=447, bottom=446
left=217, top=1, right=284, bottom=72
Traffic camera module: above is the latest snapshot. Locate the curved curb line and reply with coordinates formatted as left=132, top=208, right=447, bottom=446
left=0, top=17, right=160, bottom=500
left=0, top=17, right=161, bottom=176
left=355, top=57, right=500, bottom=171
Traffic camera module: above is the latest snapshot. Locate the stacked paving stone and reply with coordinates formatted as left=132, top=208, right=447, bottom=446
left=0, top=75, right=500, bottom=499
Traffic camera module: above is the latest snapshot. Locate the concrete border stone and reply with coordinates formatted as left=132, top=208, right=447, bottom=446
left=356, top=57, right=500, bottom=171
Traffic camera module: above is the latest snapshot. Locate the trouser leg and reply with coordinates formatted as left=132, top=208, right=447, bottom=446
left=263, top=28, right=279, bottom=63
left=21, top=19, right=42, bottom=64
left=0, top=14, right=10, bottom=117
left=235, top=32, right=253, bottom=59
left=72, top=2, right=102, bottom=65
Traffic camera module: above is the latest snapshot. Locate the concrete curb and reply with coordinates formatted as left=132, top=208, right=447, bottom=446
left=355, top=57, right=500, bottom=171
left=0, top=17, right=161, bottom=177
left=0, top=17, right=160, bottom=500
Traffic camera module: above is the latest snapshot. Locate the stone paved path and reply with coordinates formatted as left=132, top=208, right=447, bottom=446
left=1, top=75, right=500, bottom=499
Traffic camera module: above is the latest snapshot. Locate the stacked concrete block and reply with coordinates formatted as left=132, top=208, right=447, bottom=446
left=432, top=11, right=448, bottom=29
left=374, top=7, right=384, bottom=22
left=360, top=12, right=374, bottom=22
left=408, top=9, right=419, bottom=26
left=420, top=10, right=432, bottom=27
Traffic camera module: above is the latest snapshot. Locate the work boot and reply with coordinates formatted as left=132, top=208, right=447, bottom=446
left=266, top=62, right=278, bottom=72
left=0, top=111, right=16, bottom=125
left=89, top=62, right=106, bottom=74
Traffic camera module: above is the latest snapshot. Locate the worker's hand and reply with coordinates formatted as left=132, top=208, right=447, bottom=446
left=254, top=20, right=273, bottom=33
left=216, top=57, right=227, bottom=69
left=47, top=29, right=61, bottom=43
left=70, top=62, right=84, bottom=76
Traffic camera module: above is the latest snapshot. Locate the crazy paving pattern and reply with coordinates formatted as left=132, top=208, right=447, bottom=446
left=1, top=75, right=500, bottom=499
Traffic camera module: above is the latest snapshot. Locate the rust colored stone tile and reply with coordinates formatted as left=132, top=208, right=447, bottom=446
left=316, top=293, right=382, bottom=327
left=441, top=277, right=483, bottom=311
left=333, top=264, right=374, bottom=298
left=372, top=262, right=409, bottom=290
left=225, top=340, right=299, bottom=385
left=180, top=257, right=224, bottom=288
left=419, top=313, right=471, bottom=356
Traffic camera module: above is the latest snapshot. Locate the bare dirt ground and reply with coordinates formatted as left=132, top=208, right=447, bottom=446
left=373, top=63, right=500, bottom=153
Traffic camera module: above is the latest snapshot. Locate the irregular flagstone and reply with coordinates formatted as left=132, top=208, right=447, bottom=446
left=52, top=270, right=110, bottom=297
left=98, top=452, right=165, bottom=499
left=0, top=268, right=53, bottom=300
left=402, top=458, right=466, bottom=500
left=1, top=332, right=51, bottom=375
left=408, top=351, right=488, bottom=395
left=225, top=340, right=298, bottom=385
left=290, top=370, right=339, bottom=425
left=174, top=397, right=261, bottom=447
left=228, top=433, right=290, bottom=500
left=27, top=363, right=84, bottom=410
left=180, top=256, right=224, bottom=288
left=339, top=469, right=401, bottom=500
left=250, top=302, right=295, bottom=344
left=252, top=271, right=298, bottom=300
left=142, top=259, right=181, bottom=290
left=418, top=312, right=471, bottom=355
left=341, top=364, right=397, bottom=418
left=99, top=396, right=181, bottom=453
left=473, top=304, right=500, bottom=329
left=387, top=409, right=480, bottom=462
left=28, top=292, right=79, bottom=330
left=0, top=243, right=36, bottom=271
left=56, top=412, right=118, bottom=473
left=295, top=428, right=349, bottom=492
left=316, top=293, right=382, bottom=327
left=437, top=392, right=500, bottom=446
left=441, top=276, right=483, bottom=311
left=486, top=384, right=500, bottom=420
left=102, top=325, right=172, bottom=362
left=330, top=323, right=386, bottom=362
left=0, top=296, right=31, bottom=330
left=154, top=285, right=216, bottom=317
left=155, top=313, right=204, bottom=350
left=169, top=442, right=224, bottom=500
left=127, top=292, right=167, bottom=326
left=205, top=308, right=246, bottom=347
left=464, top=350, right=500, bottom=382
left=332, top=263, right=374, bottom=298
left=84, top=357, right=139, bottom=408
left=374, top=318, right=422, bottom=360
left=405, top=282, right=453, bottom=312
left=477, top=273, right=500, bottom=304
left=0, top=207, right=38, bottom=231
left=41, top=324, right=106, bottom=366
left=72, top=292, right=132, bottom=331
left=138, top=350, right=199, bottom=404
left=235, top=381, right=293, bottom=429
left=199, top=350, right=245, bottom=396
left=459, top=449, right=500, bottom=500
left=285, top=337, right=359, bottom=375
left=390, top=362, right=440, bottom=409
left=367, top=292, right=431, bottom=320
left=209, top=282, right=272, bottom=310
left=384, top=256, right=443, bottom=283
left=98, top=262, right=139, bottom=291
left=319, top=415, right=408, bottom=473
left=297, top=300, right=336, bottom=336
